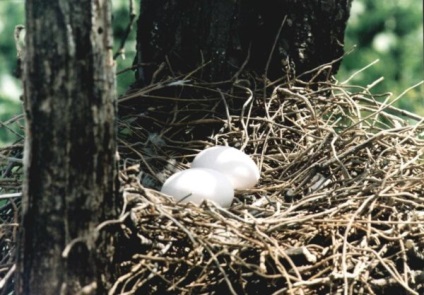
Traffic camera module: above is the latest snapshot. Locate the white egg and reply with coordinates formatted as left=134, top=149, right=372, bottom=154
left=160, top=168, right=234, bottom=208
left=191, top=146, right=260, bottom=190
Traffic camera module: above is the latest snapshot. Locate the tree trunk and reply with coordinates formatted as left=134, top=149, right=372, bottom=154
left=120, top=0, right=352, bottom=189
left=135, top=0, right=352, bottom=85
left=16, top=1, right=118, bottom=294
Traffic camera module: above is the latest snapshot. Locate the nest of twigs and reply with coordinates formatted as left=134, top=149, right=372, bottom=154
left=0, top=114, right=23, bottom=295
left=1, top=75, right=423, bottom=295
left=112, top=76, right=424, bottom=295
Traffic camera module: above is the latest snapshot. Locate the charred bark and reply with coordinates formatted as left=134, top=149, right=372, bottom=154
left=16, top=1, right=118, bottom=294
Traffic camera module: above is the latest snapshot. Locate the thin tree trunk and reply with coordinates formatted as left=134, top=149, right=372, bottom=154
left=16, top=1, right=118, bottom=294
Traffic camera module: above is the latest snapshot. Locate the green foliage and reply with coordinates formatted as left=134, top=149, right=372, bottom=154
left=112, top=0, right=139, bottom=95
left=0, top=99, right=23, bottom=144
left=0, top=1, right=24, bottom=77
left=337, top=0, right=424, bottom=116
left=0, top=1, right=24, bottom=145
left=0, top=0, right=138, bottom=144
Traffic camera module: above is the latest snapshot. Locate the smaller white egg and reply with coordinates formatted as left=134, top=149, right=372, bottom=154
left=191, top=146, right=260, bottom=190
left=160, top=168, right=234, bottom=208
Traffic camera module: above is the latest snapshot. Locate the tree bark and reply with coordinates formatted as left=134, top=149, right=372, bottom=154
left=135, top=0, right=352, bottom=85
left=16, top=1, right=118, bottom=294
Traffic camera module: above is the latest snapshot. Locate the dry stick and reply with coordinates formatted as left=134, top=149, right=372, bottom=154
left=370, top=84, right=396, bottom=129
left=119, top=65, right=216, bottom=102
left=232, top=43, right=251, bottom=81
left=118, top=79, right=173, bottom=102
left=151, top=62, right=167, bottom=84
left=333, top=86, right=363, bottom=129
left=113, top=0, right=136, bottom=60
left=369, top=224, right=410, bottom=242
left=340, top=59, right=380, bottom=85
left=365, top=76, right=385, bottom=92
left=109, top=257, right=144, bottom=294
left=9, top=198, right=19, bottom=242
left=0, top=114, right=24, bottom=126
left=237, top=84, right=254, bottom=150
left=116, top=62, right=154, bottom=75
left=308, top=65, right=333, bottom=83
left=321, top=127, right=408, bottom=168
left=353, top=95, right=424, bottom=123
left=341, top=80, right=424, bottom=135
left=0, top=264, right=15, bottom=290
left=267, top=201, right=353, bottom=233
left=341, top=193, right=377, bottom=295
left=207, top=207, right=264, bottom=246
left=0, top=192, right=22, bottom=200
left=263, top=15, right=287, bottom=117
left=257, top=128, right=272, bottom=179
left=153, top=203, right=238, bottom=295
left=118, top=139, right=160, bottom=181
left=254, top=227, right=299, bottom=295
left=294, top=45, right=357, bottom=82
left=277, top=88, right=317, bottom=124
left=0, top=144, right=24, bottom=151
left=0, top=121, right=24, bottom=140
left=311, top=219, right=424, bottom=226
left=182, top=61, right=212, bottom=81
left=329, top=130, right=352, bottom=179
left=126, top=267, right=153, bottom=294
left=370, top=271, right=424, bottom=291
left=369, top=248, right=419, bottom=295
left=341, top=180, right=397, bottom=295
left=110, top=195, right=193, bottom=293
left=217, top=89, right=232, bottom=128
left=0, top=154, right=23, bottom=164
left=202, top=242, right=238, bottom=295
left=398, top=234, right=410, bottom=289
left=62, top=212, right=130, bottom=259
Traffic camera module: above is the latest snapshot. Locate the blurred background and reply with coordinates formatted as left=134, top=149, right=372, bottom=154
left=339, top=0, right=423, bottom=115
left=0, top=0, right=423, bottom=144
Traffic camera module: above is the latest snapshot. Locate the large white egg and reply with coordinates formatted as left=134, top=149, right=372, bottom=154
left=160, top=168, right=234, bottom=208
left=191, top=146, right=260, bottom=190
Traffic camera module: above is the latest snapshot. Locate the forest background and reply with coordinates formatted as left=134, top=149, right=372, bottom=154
left=0, top=0, right=423, bottom=144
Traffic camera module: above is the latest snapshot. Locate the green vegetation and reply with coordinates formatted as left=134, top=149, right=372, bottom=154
left=112, top=0, right=139, bottom=95
left=0, top=1, right=25, bottom=144
left=337, top=0, right=424, bottom=115
left=0, top=0, right=422, bottom=144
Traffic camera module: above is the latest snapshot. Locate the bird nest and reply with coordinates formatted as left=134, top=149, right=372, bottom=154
left=112, top=77, right=424, bottom=295
left=0, top=77, right=423, bottom=295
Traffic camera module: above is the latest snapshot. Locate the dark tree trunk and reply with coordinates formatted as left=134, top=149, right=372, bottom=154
left=135, top=0, right=352, bottom=85
left=119, top=0, right=352, bottom=190
left=16, top=1, right=118, bottom=294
